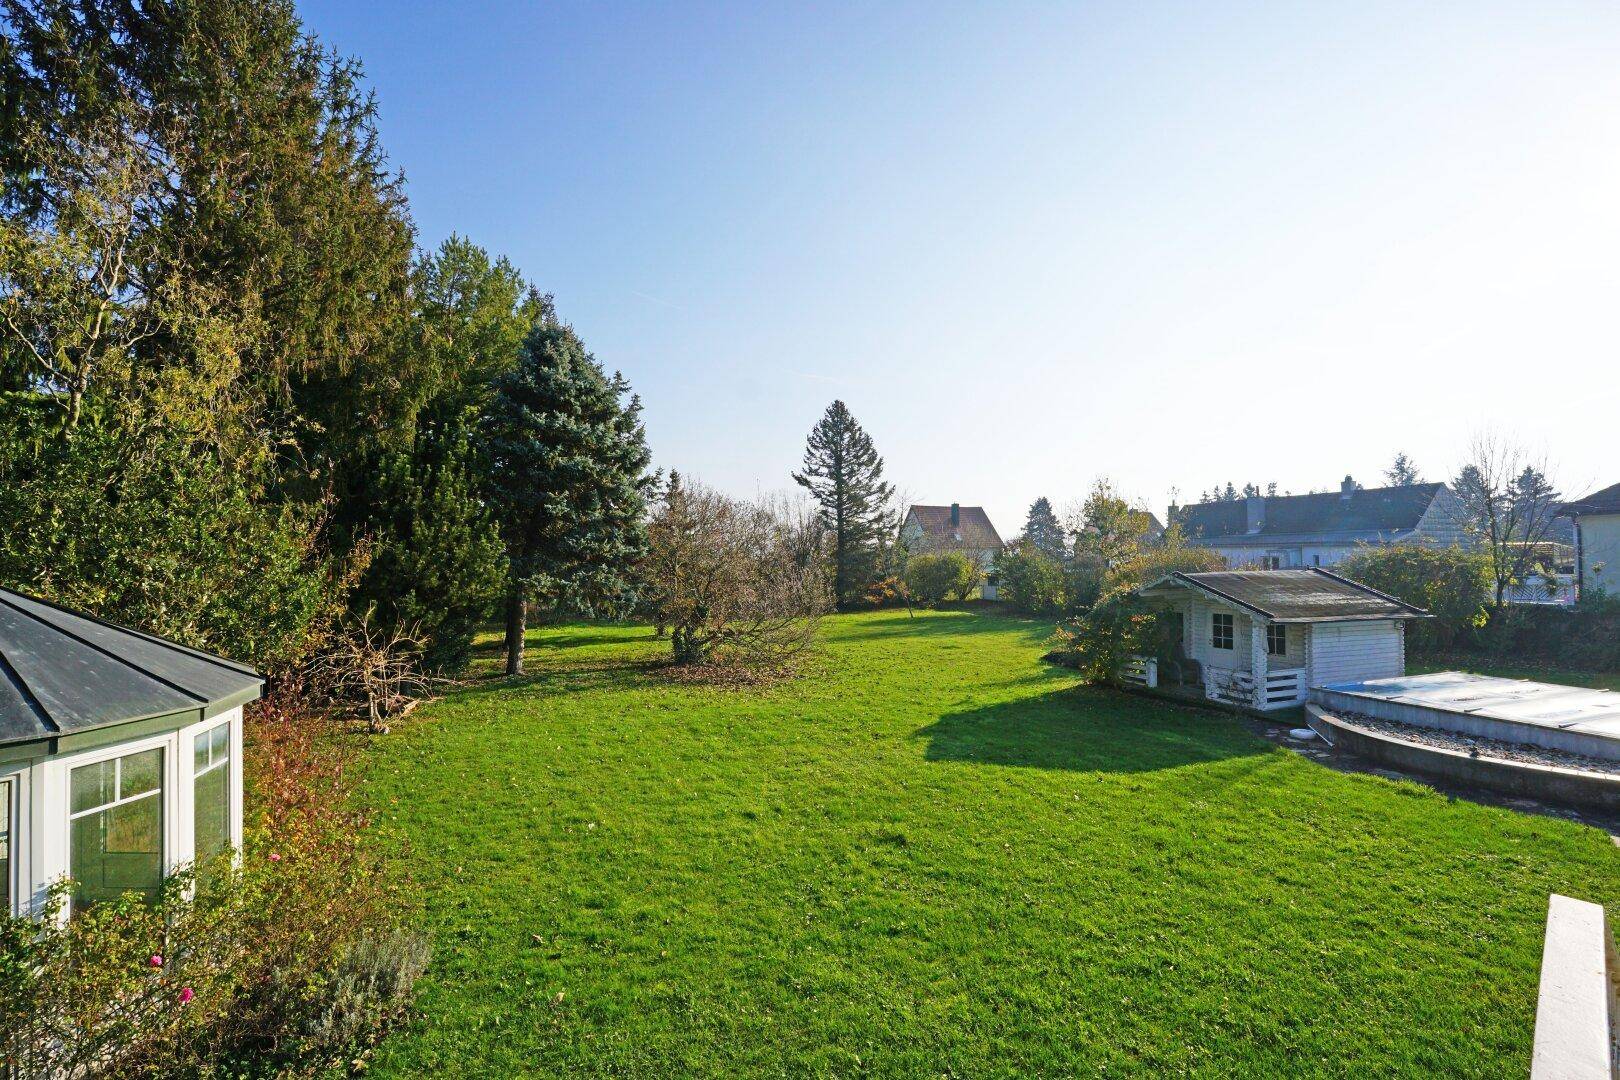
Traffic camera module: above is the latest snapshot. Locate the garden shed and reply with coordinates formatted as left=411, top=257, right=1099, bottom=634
left=1135, top=568, right=1428, bottom=711
left=0, top=589, right=261, bottom=918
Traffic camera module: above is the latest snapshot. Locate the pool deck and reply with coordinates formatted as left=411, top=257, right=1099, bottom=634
left=1311, top=672, right=1620, bottom=762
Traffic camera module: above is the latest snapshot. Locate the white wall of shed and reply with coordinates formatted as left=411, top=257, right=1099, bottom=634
left=1307, top=621, right=1406, bottom=687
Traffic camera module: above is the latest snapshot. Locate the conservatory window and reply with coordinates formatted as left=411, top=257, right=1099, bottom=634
left=70, top=748, right=164, bottom=911
left=1211, top=612, right=1234, bottom=650
left=194, top=722, right=232, bottom=874
left=1, top=778, right=10, bottom=913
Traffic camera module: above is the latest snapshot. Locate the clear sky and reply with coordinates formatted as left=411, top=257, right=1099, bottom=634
left=300, top=1, right=1620, bottom=533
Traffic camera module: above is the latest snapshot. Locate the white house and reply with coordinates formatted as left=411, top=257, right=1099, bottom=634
left=1176, top=478, right=1467, bottom=569
left=0, top=588, right=261, bottom=919
left=901, top=503, right=1006, bottom=599
left=1559, top=482, right=1620, bottom=600
left=1135, top=568, right=1428, bottom=711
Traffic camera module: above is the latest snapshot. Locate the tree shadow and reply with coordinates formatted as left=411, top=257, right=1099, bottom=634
left=915, top=686, right=1271, bottom=774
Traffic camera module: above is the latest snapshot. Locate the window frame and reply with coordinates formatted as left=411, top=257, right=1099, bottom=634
left=192, top=721, right=233, bottom=870
left=1211, top=612, right=1234, bottom=650
left=1266, top=623, right=1288, bottom=657
left=0, top=776, right=11, bottom=916
left=68, top=745, right=167, bottom=912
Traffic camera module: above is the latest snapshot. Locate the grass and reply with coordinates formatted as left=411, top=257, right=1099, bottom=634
left=355, top=609, right=1618, bottom=1077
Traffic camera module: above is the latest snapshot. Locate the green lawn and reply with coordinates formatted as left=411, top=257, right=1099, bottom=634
left=356, top=609, right=1617, bottom=1077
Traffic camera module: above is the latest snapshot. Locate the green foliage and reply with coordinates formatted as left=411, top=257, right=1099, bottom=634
left=0, top=414, right=331, bottom=672
left=1071, top=479, right=1160, bottom=569
left=995, top=540, right=1068, bottom=614
left=481, top=322, right=654, bottom=672
left=1048, top=586, right=1164, bottom=685
left=793, top=400, right=896, bottom=606
left=1108, top=523, right=1226, bottom=590
left=903, top=551, right=980, bottom=604
left=1338, top=544, right=1491, bottom=651
left=1020, top=496, right=1067, bottom=560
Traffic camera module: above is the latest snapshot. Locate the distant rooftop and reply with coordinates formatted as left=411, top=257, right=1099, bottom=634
left=1178, top=481, right=1447, bottom=544
left=0, top=589, right=262, bottom=748
left=904, top=504, right=1004, bottom=550
left=1559, top=482, right=1620, bottom=517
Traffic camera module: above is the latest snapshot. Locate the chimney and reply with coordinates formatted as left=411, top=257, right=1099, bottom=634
left=1246, top=495, right=1266, bottom=534
left=1340, top=475, right=1356, bottom=501
left=950, top=503, right=960, bottom=526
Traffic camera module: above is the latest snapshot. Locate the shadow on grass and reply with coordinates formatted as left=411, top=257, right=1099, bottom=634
left=916, top=686, right=1270, bottom=774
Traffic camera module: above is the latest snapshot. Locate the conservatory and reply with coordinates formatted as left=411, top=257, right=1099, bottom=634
left=0, top=588, right=261, bottom=919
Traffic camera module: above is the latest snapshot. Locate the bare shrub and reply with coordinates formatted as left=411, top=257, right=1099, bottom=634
left=312, top=608, right=439, bottom=733
left=645, top=475, right=832, bottom=668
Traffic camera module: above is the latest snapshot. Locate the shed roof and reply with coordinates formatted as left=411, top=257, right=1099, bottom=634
left=0, top=588, right=262, bottom=749
left=1178, top=483, right=1446, bottom=544
left=904, top=504, right=1004, bottom=550
left=1138, top=568, right=1428, bottom=623
left=1559, top=482, right=1620, bottom=517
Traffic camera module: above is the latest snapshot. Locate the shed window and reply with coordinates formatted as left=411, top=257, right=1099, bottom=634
left=1211, top=612, right=1234, bottom=650
left=70, top=748, right=163, bottom=911
left=1, top=778, right=10, bottom=913
left=1266, top=623, right=1288, bottom=657
left=194, top=723, right=232, bottom=875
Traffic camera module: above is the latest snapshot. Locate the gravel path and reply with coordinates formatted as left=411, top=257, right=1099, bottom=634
left=1329, top=709, right=1620, bottom=778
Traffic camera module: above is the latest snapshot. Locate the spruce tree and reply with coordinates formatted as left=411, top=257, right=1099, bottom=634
left=481, top=319, right=655, bottom=675
left=1385, top=452, right=1422, bottom=487
left=793, top=401, right=895, bottom=606
left=1022, top=497, right=1066, bottom=560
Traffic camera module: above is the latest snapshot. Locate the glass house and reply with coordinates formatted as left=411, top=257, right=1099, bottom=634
left=0, top=589, right=262, bottom=918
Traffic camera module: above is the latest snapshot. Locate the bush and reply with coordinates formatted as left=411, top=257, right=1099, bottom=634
left=1338, top=544, right=1491, bottom=652
left=904, top=552, right=981, bottom=605
left=995, top=542, right=1067, bottom=615
left=0, top=705, right=426, bottom=1077
left=859, top=575, right=910, bottom=609
left=1046, top=586, right=1166, bottom=685
left=644, top=477, right=831, bottom=668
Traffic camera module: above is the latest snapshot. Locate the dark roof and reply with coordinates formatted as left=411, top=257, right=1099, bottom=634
left=905, top=505, right=1004, bottom=550
left=1560, top=483, right=1620, bottom=517
left=1178, top=483, right=1446, bottom=543
left=0, top=589, right=262, bottom=748
left=1139, top=568, right=1428, bottom=623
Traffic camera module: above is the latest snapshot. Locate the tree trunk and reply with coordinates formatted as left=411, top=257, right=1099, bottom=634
left=504, top=582, right=526, bottom=676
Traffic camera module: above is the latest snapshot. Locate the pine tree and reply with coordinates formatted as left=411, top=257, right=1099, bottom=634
left=1022, top=497, right=1066, bottom=560
left=1385, top=452, right=1422, bottom=487
left=792, top=401, right=895, bottom=606
left=481, top=319, right=655, bottom=675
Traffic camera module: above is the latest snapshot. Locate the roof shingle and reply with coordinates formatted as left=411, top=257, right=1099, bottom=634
left=1140, top=568, right=1428, bottom=623
left=1178, top=483, right=1446, bottom=543
left=904, top=505, right=1004, bottom=550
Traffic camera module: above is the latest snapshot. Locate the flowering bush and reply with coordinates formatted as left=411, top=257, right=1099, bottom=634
left=0, top=702, right=426, bottom=1078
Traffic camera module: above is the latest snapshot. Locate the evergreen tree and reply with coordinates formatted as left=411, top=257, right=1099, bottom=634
left=1021, top=497, right=1066, bottom=559
left=792, top=401, right=895, bottom=606
left=481, top=319, right=655, bottom=675
left=346, top=239, right=542, bottom=671
left=1385, top=452, right=1422, bottom=487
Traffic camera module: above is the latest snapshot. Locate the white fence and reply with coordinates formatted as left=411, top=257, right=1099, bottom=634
left=1204, top=666, right=1307, bottom=711
left=1122, top=656, right=1158, bottom=689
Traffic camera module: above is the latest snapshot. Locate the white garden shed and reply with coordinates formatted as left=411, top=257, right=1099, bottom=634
left=0, top=589, right=261, bottom=918
left=1135, top=569, right=1428, bottom=712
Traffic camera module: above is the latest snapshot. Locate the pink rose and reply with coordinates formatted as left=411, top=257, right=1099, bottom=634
left=149, top=954, right=163, bottom=968
left=178, top=987, right=195, bottom=1005
left=269, top=852, right=281, bottom=862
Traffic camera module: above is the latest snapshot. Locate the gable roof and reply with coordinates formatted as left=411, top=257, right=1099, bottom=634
left=904, top=505, right=1004, bottom=550
left=0, top=588, right=262, bottom=749
left=1138, top=568, right=1429, bottom=623
left=1178, top=483, right=1447, bottom=544
left=1559, top=482, right=1620, bottom=517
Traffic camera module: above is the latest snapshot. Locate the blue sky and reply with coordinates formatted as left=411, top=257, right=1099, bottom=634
left=301, top=1, right=1620, bottom=533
